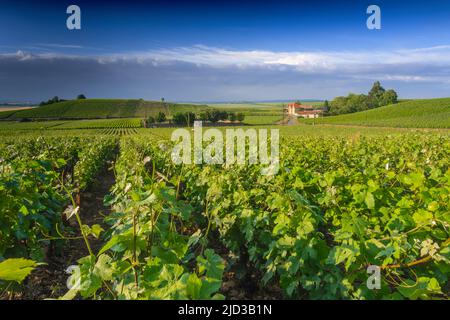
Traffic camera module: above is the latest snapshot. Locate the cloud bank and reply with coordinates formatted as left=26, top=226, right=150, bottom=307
left=1, top=45, right=450, bottom=101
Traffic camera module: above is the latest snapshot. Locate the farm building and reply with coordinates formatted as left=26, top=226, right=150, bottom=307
left=286, top=102, right=323, bottom=118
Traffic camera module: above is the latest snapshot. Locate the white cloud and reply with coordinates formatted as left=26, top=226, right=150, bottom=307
left=1, top=45, right=450, bottom=100
left=95, top=44, right=450, bottom=71
left=4, top=44, right=450, bottom=72
left=34, top=43, right=84, bottom=49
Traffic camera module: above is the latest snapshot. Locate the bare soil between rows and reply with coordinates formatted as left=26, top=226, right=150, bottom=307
left=13, top=167, right=115, bottom=300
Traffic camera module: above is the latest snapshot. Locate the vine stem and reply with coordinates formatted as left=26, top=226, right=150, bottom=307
left=0, top=282, right=12, bottom=299
left=132, top=207, right=139, bottom=288
left=380, top=237, right=450, bottom=270
left=61, top=180, right=94, bottom=257
left=201, top=197, right=211, bottom=254
left=349, top=237, right=450, bottom=276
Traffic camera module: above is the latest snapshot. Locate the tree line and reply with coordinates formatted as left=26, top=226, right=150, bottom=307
left=147, top=110, right=245, bottom=126
left=39, top=94, right=86, bottom=106
left=327, top=81, right=398, bottom=115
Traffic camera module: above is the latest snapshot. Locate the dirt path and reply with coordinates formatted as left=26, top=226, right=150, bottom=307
left=17, top=167, right=116, bottom=300
left=287, top=116, right=298, bottom=125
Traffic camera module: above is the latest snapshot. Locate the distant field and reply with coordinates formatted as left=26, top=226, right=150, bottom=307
left=0, top=100, right=325, bottom=121
left=2, top=98, right=447, bottom=133
left=209, top=102, right=283, bottom=116
left=0, top=116, right=281, bottom=130
left=302, top=98, right=450, bottom=128
left=244, top=115, right=283, bottom=125
left=0, top=106, right=34, bottom=112
left=1, top=123, right=448, bottom=139
left=0, top=121, right=67, bottom=130
left=0, top=99, right=210, bottom=120
left=0, top=110, right=20, bottom=119
left=209, top=101, right=323, bottom=115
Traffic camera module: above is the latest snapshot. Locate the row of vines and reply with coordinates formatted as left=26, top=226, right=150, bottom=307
left=0, top=136, right=117, bottom=287
left=1, top=132, right=449, bottom=299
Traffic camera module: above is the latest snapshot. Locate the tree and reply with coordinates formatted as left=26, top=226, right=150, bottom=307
left=329, top=81, right=398, bottom=115
left=323, top=100, right=329, bottom=112
left=147, top=116, right=155, bottom=124
left=228, top=112, right=237, bottom=122
left=156, top=112, right=166, bottom=123
left=39, top=96, right=65, bottom=106
left=199, top=111, right=209, bottom=121
left=346, top=94, right=370, bottom=113
left=381, top=89, right=398, bottom=106
left=219, top=111, right=228, bottom=121
left=185, top=112, right=196, bottom=126
left=236, top=113, right=245, bottom=122
left=368, top=81, right=386, bottom=108
left=172, top=112, right=196, bottom=126
left=329, top=96, right=348, bottom=115
left=172, top=113, right=185, bottom=125
left=77, top=94, right=86, bottom=100
left=208, top=110, right=221, bottom=123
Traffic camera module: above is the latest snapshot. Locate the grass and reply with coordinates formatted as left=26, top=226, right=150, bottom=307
left=0, top=99, right=210, bottom=120
left=302, top=98, right=450, bottom=128
left=244, top=115, right=283, bottom=125
left=208, top=102, right=283, bottom=116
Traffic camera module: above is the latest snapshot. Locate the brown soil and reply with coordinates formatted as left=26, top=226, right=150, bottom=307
left=13, top=167, right=115, bottom=300
left=208, top=233, right=283, bottom=300
left=221, top=269, right=283, bottom=300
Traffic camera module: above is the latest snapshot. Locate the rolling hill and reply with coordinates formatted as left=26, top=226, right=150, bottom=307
left=0, top=99, right=210, bottom=120
left=304, top=98, right=450, bottom=128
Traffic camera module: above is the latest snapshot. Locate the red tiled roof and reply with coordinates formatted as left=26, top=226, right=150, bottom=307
left=287, top=102, right=314, bottom=109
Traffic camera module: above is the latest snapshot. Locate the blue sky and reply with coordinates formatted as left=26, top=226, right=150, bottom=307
left=1, top=0, right=450, bottom=102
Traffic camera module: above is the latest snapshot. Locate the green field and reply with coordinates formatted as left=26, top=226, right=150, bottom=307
left=1, top=122, right=449, bottom=300
left=0, top=120, right=68, bottom=130
left=1, top=121, right=447, bottom=139
left=0, top=110, right=23, bottom=119
left=208, top=102, right=283, bottom=116
left=303, top=98, right=450, bottom=128
left=54, top=118, right=142, bottom=129
left=0, top=100, right=291, bottom=124
left=243, top=115, right=283, bottom=125
left=0, top=99, right=210, bottom=120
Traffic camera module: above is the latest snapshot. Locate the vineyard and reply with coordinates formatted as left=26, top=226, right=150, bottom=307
left=0, top=99, right=210, bottom=120
left=0, top=118, right=142, bottom=131
left=55, top=119, right=142, bottom=130
left=0, top=128, right=449, bottom=300
left=304, top=98, right=450, bottom=128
